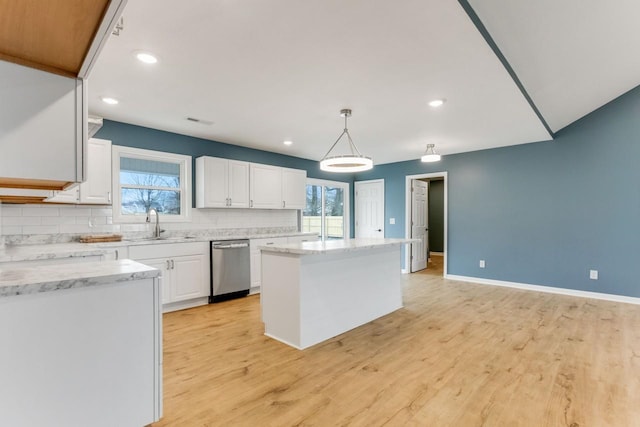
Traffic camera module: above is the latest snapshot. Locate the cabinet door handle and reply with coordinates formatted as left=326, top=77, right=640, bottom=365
left=115, top=249, right=119, bottom=260
left=171, top=259, right=175, bottom=269
left=250, top=200, right=253, bottom=208
left=166, top=260, right=171, bottom=270
left=107, top=191, right=111, bottom=203
left=229, top=198, right=232, bottom=206
left=282, top=200, right=285, bottom=208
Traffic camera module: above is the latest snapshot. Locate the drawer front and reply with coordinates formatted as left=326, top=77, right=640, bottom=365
left=129, top=242, right=207, bottom=260
left=250, top=237, right=288, bottom=251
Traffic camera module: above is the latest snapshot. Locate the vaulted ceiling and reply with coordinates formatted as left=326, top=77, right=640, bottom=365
left=88, top=0, right=640, bottom=165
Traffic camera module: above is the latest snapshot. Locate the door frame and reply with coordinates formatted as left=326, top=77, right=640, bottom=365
left=404, top=172, right=448, bottom=275
left=354, top=179, right=385, bottom=238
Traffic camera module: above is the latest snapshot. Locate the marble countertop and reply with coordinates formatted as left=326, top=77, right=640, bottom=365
left=0, top=259, right=160, bottom=298
left=0, top=243, right=114, bottom=263
left=0, top=232, right=318, bottom=262
left=259, top=238, right=418, bottom=255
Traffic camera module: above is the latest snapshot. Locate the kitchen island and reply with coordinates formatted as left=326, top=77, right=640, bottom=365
left=0, top=260, right=162, bottom=427
left=260, top=238, right=414, bottom=349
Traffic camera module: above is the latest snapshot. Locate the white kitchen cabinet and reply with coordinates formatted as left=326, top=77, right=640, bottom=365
left=0, top=264, right=162, bottom=427
left=0, top=60, right=85, bottom=190
left=281, top=167, right=307, bottom=209
left=46, top=138, right=112, bottom=205
left=250, top=163, right=282, bottom=209
left=286, top=234, right=319, bottom=244
left=249, top=235, right=317, bottom=293
left=250, top=237, right=288, bottom=293
left=130, top=242, right=209, bottom=312
left=196, top=156, right=250, bottom=208
left=80, top=138, right=112, bottom=204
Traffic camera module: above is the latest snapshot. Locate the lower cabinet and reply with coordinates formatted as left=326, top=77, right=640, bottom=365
left=249, top=235, right=318, bottom=293
left=130, top=242, right=209, bottom=312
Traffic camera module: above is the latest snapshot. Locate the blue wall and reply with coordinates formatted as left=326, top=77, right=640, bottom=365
left=356, top=85, right=640, bottom=297
left=95, top=120, right=355, bottom=211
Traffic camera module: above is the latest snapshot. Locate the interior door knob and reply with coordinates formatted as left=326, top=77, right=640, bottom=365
left=377, top=229, right=382, bottom=232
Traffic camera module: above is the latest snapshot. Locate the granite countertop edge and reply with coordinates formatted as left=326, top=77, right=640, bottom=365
left=0, top=259, right=161, bottom=298
left=0, top=232, right=318, bottom=262
left=259, top=238, right=418, bottom=255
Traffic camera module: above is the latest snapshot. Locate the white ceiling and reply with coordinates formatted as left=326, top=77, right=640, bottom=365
left=88, top=0, right=638, bottom=165
left=468, top=0, right=640, bottom=133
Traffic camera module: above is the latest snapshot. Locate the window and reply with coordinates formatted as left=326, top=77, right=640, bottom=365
left=112, top=146, right=192, bottom=223
left=303, top=178, right=350, bottom=240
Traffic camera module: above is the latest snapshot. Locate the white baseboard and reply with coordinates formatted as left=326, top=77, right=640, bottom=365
left=444, top=274, right=640, bottom=306
left=401, top=268, right=408, bottom=274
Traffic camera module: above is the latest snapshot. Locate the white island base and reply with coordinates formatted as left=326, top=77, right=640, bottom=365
left=261, top=239, right=410, bottom=349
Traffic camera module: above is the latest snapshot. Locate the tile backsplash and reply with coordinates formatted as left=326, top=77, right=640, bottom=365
left=0, top=203, right=298, bottom=244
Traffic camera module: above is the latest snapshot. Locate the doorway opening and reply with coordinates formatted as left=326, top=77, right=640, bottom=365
left=405, top=172, right=447, bottom=276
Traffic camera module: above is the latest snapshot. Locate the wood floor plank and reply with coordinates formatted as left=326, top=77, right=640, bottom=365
left=153, top=257, right=640, bottom=426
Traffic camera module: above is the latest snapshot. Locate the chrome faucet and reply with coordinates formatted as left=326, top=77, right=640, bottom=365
left=146, top=208, right=161, bottom=239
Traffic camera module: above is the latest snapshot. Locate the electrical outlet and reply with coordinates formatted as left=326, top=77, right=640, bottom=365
left=590, top=270, right=598, bottom=280
left=389, top=218, right=395, bottom=225
left=479, top=260, right=485, bottom=268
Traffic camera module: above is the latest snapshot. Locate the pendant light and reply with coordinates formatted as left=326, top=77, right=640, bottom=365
left=421, top=144, right=441, bottom=162
left=320, top=109, right=373, bottom=173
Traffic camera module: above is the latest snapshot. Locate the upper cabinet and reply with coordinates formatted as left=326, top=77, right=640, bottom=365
left=46, top=139, right=112, bottom=205
left=0, top=60, right=85, bottom=194
left=196, top=156, right=307, bottom=210
left=0, top=1, right=127, bottom=202
left=250, top=164, right=283, bottom=209
left=281, top=168, right=307, bottom=209
left=196, top=157, right=250, bottom=208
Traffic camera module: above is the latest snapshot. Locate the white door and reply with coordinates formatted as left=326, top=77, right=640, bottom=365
left=411, top=180, right=428, bottom=272
left=355, top=180, right=385, bottom=238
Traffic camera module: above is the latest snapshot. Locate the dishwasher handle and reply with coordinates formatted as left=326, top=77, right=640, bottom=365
left=213, top=243, right=249, bottom=249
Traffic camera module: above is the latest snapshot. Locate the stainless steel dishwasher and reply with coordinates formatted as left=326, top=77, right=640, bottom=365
left=209, top=239, right=251, bottom=303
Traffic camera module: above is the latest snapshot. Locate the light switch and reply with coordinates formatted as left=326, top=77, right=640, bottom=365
left=590, top=270, right=598, bottom=280
left=389, top=218, right=395, bottom=225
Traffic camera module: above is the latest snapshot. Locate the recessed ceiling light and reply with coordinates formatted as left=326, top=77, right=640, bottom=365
left=283, top=140, right=293, bottom=146
left=428, top=99, right=446, bottom=108
left=135, top=51, right=158, bottom=64
left=101, top=97, right=119, bottom=105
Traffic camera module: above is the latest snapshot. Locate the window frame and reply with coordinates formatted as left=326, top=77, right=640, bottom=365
left=111, top=145, right=192, bottom=223
left=304, top=178, right=350, bottom=240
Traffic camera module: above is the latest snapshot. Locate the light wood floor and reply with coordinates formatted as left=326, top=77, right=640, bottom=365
left=153, top=257, right=640, bottom=426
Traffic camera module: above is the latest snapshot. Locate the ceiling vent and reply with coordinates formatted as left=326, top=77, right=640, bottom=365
left=186, top=117, right=214, bottom=126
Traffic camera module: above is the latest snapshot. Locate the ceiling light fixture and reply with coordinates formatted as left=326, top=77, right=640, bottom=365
left=101, top=97, right=119, bottom=105
left=135, top=51, right=158, bottom=64
left=283, top=140, right=293, bottom=146
left=421, top=144, right=441, bottom=162
left=428, top=99, right=446, bottom=108
left=320, top=109, right=373, bottom=173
